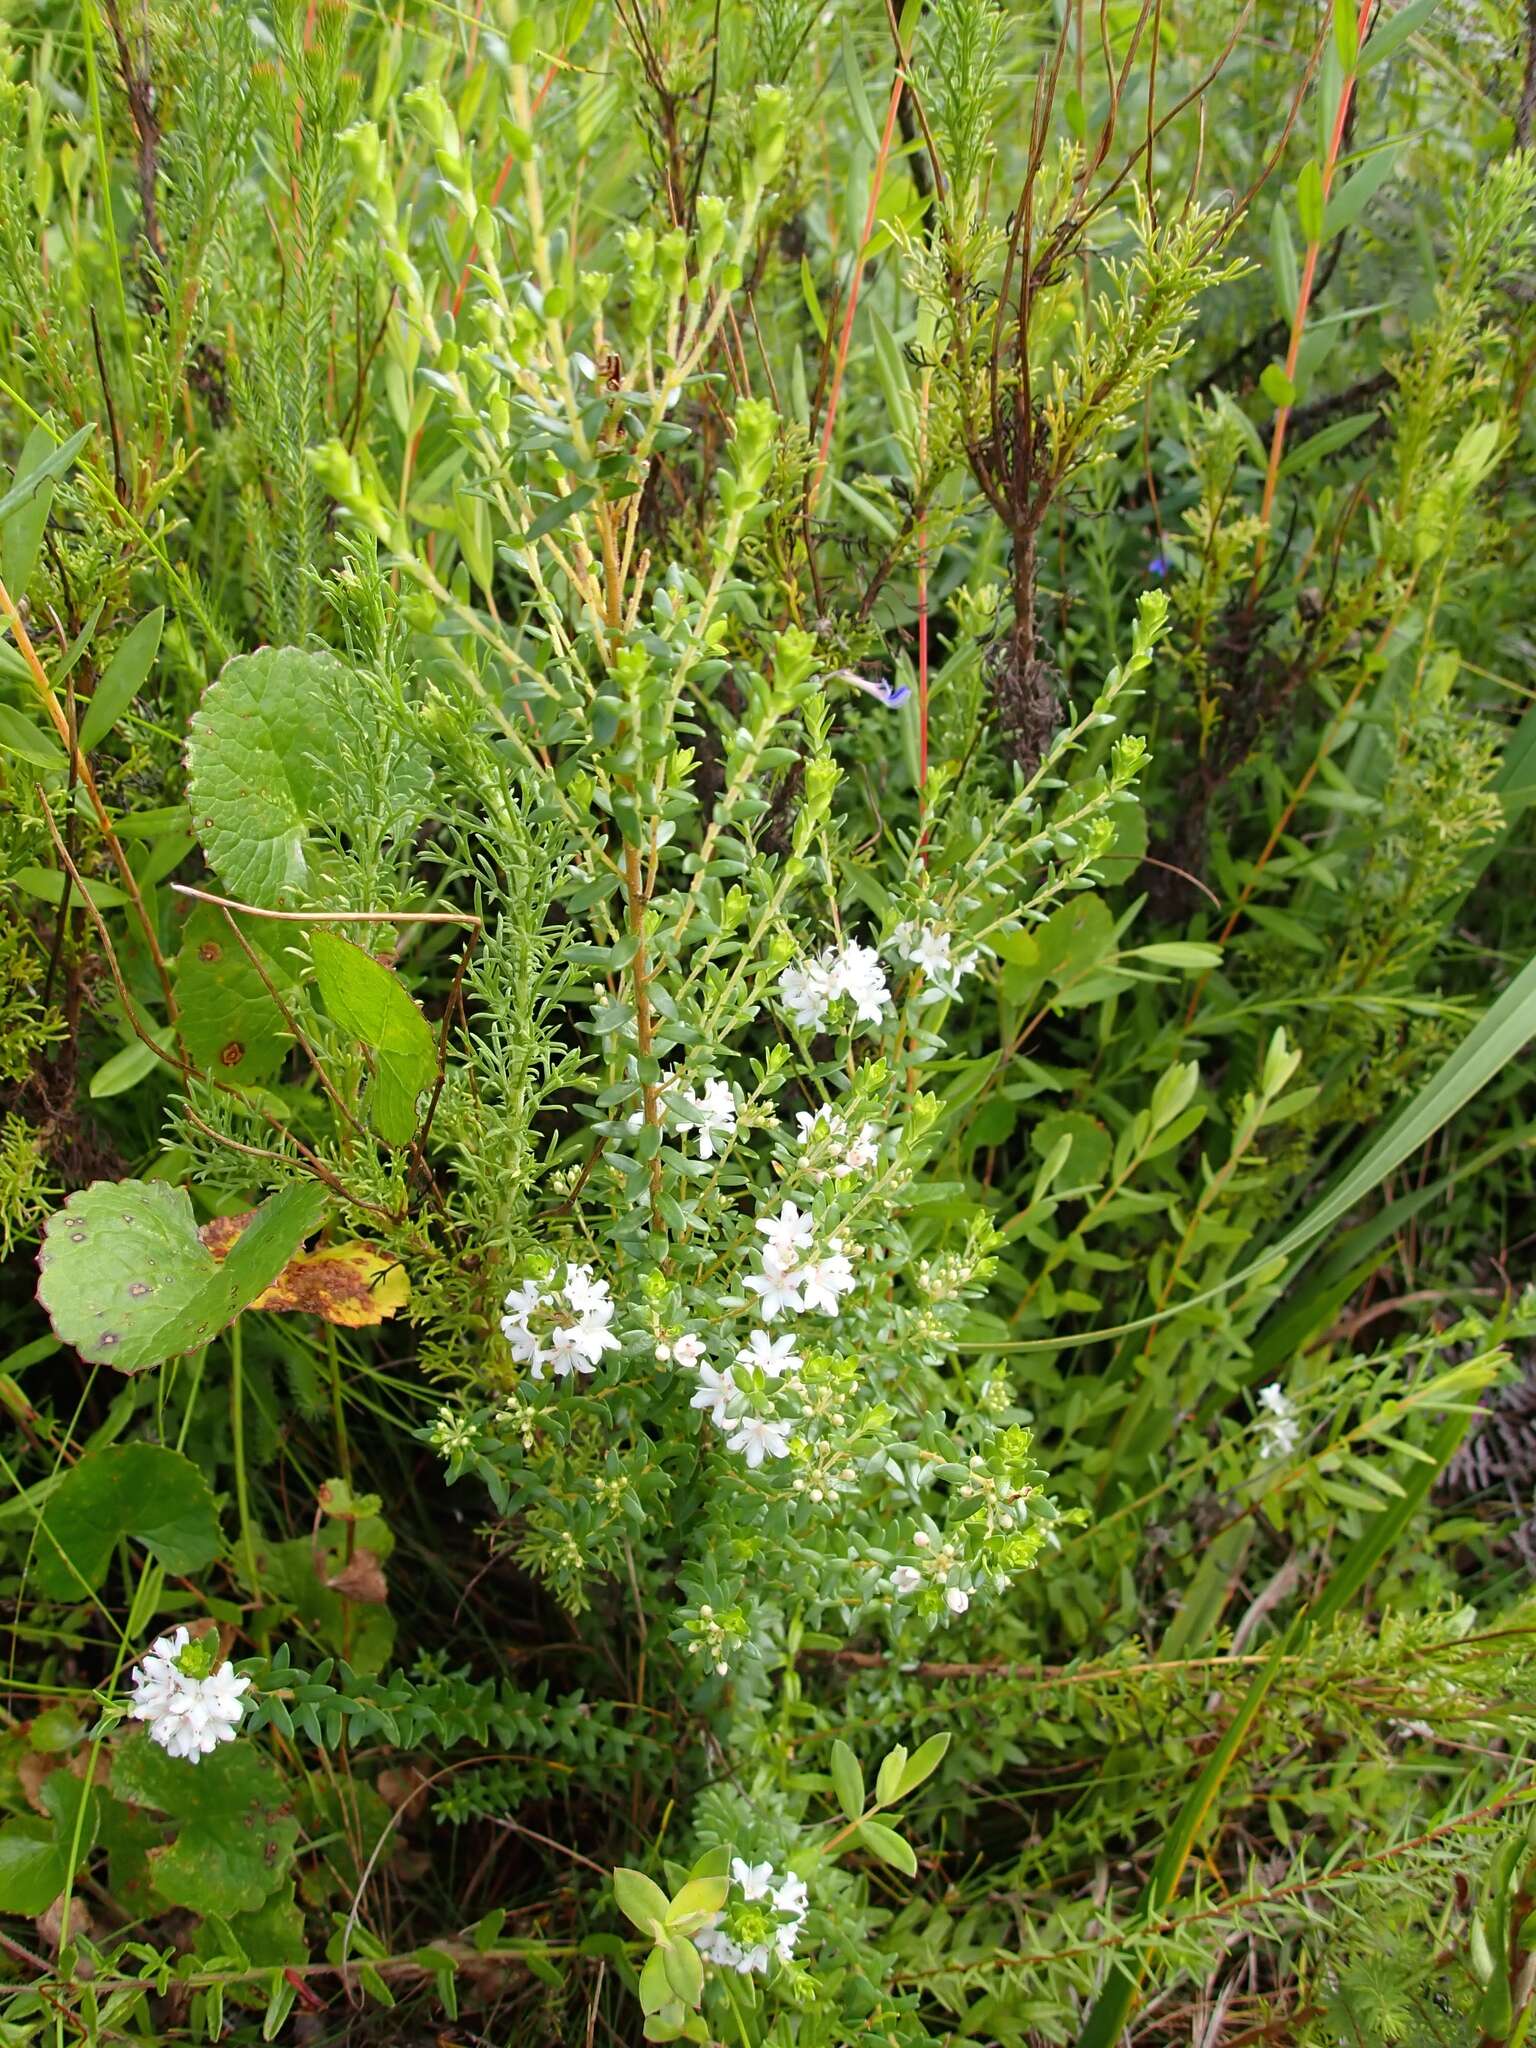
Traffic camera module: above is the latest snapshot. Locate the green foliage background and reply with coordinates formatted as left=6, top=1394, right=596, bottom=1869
left=2, top=0, right=1536, bottom=2042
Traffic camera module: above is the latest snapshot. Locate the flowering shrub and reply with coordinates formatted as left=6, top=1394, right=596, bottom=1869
left=4, top=3, right=1536, bottom=2046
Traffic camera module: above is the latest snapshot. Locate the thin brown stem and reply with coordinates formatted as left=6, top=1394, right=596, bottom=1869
left=2, top=575, right=181, bottom=1036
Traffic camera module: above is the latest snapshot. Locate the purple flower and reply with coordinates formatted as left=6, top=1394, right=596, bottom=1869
left=1148, top=553, right=1170, bottom=578
left=830, top=667, right=911, bottom=708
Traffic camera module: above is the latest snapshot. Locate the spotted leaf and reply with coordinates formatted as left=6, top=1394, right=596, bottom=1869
left=36, top=1179, right=327, bottom=1371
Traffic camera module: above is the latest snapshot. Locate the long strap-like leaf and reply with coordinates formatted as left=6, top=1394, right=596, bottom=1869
left=968, top=947, right=1536, bottom=1356
left=1072, top=1403, right=1476, bottom=2047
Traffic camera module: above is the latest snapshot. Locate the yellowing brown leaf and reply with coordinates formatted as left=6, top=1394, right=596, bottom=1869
left=199, top=1212, right=408, bottom=1326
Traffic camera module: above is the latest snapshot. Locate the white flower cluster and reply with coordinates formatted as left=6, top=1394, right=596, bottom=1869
left=888, top=1527, right=993, bottom=1615
left=695, top=1858, right=810, bottom=1975
left=629, top=1073, right=738, bottom=1159
left=1254, top=1382, right=1300, bottom=1459
left=689, top=1331, right=800, bottom=1468
left=128, top=1626, right=250, bottom=1763
left=500, top=1262, right=620, bottom=1380
left=746, top=1201, right=856, bottom=1323
left=891, top=1566, right=972, bottom=1614
left=794, top=1103, right=880, bottom=1181
left=678, top=1077, right=737, bottom=1159
left=778, top=939, right=890, bottom=1033
left=685, top=1202, right=860, bottom=1472
left=891, top=919, right=981, bottom=999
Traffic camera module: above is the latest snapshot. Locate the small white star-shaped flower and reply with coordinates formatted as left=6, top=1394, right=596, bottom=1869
left=745, top=1248, right=804, bottom=1321
left=690, top=1363, right=738, bottom=1428
left=735, top=1330, right=801, bottom=1380
left=731, top=1857, right=775, bottom=1900
left=726, top=1414, right=792, bottom=1468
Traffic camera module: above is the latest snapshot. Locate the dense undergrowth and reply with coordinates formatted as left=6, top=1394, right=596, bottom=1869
left=3, top=0, right=1536, bottom=2041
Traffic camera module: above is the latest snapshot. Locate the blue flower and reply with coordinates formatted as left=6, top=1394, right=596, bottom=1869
left=830, top=668, right=911, bottom=707
left=1148, top=552, right=1170, bottom=578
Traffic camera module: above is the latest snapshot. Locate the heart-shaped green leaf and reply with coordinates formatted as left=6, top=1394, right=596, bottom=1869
left=37, top=1178, right=327, bottom=1371
left=112, top=1728, right=299, bottom=1918
left=33, top=1444, right=222, bottom=1599
left=309, top=931, right=437, bottom=1147
left=0, top=1777, right=97, bottom=1915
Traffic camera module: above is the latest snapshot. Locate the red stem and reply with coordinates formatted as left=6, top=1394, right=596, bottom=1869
left=810, top=66, right=905, bottom=498
left=1253, top=0, right=1371, bottom=571
left=917, top=511, right=930, bottom=809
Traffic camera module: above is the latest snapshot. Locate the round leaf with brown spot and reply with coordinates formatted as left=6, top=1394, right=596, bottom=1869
left=172, top=903, right=297, bottom=1087
left=36, top=1178, right=328, bottom=1372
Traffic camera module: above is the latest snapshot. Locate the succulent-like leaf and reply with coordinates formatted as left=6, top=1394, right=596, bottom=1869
left=855, top=1819, right=917, bottom=1876
left=613, top=1866, right=671, bottom=1936
left=665, top=1875, right=729, bottom=1931
left=661, top=1933, right=704, bottom=2006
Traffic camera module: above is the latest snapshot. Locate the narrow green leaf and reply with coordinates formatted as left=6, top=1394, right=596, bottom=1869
left=896, top=1731, right=950, bottom=1799
left=800, top=254, right=828, bottom=343
left=1295, top=158, right=1324, bottom=244
left=261, top=1974, right=297, bottom=2041
left=0, top=423, right=93, bottom=526
left=79, top=608, right=164, bottom=752
left=0, top=701, right=65, bottom=768
left=1323, top=141, right=1403, bottom=240
left=830, top=1738, right=864, bottom=1821
left=1278, top=410, right=1379, bottom=479
left=1359, top=0, right=1439, bottom=70
left=1333, top=0, right=1359, bottom=68
left=855, top=1819, right=917, bottom=1876
left=12, top=864, right=128, bottom=910
left=89, top=1028, right=174, bottom=1100
left=1269, top=202, right=1298, bottom=322
left=840, top=24, right=882, bottom=155
left=1, top=425, right=59, bottom=594
left=875, top=1745, right=908, bottom=1806
left=524, top=485, right=596, bottom=544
